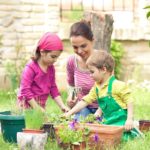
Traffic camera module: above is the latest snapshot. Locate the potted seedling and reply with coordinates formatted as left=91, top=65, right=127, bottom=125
left=23, top=109, right=46, bottom=133
left=17, top=109, right=48, bottom=150
left=54, top=120, right=89, bottom=150
left=42, top=113, right=72, bottom=139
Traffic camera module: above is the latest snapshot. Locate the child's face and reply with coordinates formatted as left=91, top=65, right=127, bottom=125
left=88, top=65, right=105, bottom=83
left=41, top=50, right=62, bottom=66
left=70, top=36, right=93, bottom=60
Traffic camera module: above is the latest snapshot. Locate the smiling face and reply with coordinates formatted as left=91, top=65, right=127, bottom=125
left=40, top=50, right=62, bottom=66
left=70, top=36, right=93, bottom=61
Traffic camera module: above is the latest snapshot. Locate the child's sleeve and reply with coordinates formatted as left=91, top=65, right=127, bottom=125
left=82, top=84, right=97, bottom=104
left=119, top=82, right=134, bottom=104
left=18, top=65, right=36, bottom=101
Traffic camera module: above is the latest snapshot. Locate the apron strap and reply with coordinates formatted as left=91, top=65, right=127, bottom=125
left=107, top=76, right=116, bottom=96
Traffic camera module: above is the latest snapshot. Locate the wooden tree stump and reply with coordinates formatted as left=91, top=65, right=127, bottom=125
left=84, top=11, right=114, bottom=52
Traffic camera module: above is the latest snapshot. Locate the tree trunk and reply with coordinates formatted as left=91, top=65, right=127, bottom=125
left=84, top=11, right=114, bottom=52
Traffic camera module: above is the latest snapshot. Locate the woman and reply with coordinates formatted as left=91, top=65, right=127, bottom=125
left=66, top=20, right=100, bottom=121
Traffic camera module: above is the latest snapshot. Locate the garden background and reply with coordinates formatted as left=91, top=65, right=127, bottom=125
left=0, top=0, right=150, bottom=150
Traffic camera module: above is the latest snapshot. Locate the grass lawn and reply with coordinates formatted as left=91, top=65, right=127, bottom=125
left=0, top=87, right=150, bottom=150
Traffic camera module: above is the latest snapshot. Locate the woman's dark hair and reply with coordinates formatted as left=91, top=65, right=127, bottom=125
left=70, top=20, right=93, bottom=41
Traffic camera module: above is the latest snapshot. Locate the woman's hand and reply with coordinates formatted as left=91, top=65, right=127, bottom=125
left=124, top=119, right=134, bottom=131
left=67, top=91, right=78, bottom=108
left=67, top=98, right=77, bottom=108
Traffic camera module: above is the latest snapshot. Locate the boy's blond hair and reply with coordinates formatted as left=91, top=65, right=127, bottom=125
left=86, top=50, right=115, bottom=73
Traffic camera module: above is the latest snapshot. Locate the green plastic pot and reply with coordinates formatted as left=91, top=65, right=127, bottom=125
left=0, top=111, right=25, bottom=143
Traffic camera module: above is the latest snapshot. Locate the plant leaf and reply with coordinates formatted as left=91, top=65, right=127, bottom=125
left=146, top=11, right=150, bottom=19
left=144, top=6, right=150, bottom=9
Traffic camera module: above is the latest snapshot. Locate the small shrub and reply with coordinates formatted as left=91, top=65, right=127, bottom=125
left=110, top=40, right=124, bottom=79
left=3, top=42, right=29, bottom=89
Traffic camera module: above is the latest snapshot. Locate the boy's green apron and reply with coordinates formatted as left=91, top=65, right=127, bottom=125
left=96, top=76, right=140, bottom=141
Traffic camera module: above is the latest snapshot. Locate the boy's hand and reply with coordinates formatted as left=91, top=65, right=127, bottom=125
left=62, top=112, right=71, bottom=119
left=124, top=119, right=134, bottom=131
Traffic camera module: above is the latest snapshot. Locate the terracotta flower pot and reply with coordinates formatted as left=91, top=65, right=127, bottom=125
left=59, top=142, right=71, bottom=149
left=23, top=128, right=44, bottom=134
left=139, top=120, right=150, bottom=131
left=76, top=123, right=124, bottom=150
left=71, top=141, right=86, bottom=150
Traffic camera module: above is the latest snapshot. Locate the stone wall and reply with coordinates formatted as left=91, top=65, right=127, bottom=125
left=0, top=0, right=61, bottom=89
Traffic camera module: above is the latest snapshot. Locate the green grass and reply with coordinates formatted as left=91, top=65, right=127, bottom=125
left=0, top=88, right=150, bottom=149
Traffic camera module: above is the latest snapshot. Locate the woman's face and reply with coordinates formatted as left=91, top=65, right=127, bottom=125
left=40, top=50, right=62, bottom=66
left=70, top=36, right=93, bottom=60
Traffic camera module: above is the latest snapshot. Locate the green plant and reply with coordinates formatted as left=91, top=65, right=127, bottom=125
left=3, top=42, right=29, bottom=89
left=110, top=40, right=124, bottom=79
left=47, top=113, right=71, bottom=125
left=24, top=109, right=45, bottom=129
left=57, top=120, right=89, bottom=145
left=80, top=114, right=102, bottom=123
left=58, top=126, right=83, bottom=145
left=144, top=5, right=150, bottom=19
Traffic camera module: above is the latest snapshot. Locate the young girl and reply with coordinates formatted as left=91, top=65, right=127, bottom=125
left=17, top=32, right=69, bottom=113
left=64, top=50, right=140, bottom=140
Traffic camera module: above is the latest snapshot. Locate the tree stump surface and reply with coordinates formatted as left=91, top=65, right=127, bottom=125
left=84, top=11, right=114, bottom=52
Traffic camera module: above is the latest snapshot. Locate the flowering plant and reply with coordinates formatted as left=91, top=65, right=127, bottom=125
left=57, top=119, right=89, bottom=145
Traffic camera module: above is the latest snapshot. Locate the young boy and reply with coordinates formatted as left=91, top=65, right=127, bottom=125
left=64, top=50, right=140, bottom=141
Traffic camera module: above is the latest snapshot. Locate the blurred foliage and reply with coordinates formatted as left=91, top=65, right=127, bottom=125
left=3, top=42, right=29, bottom=89
left=144, top=5, right=150, bottom=19
left=110, top=40, right=124, bottom=79
left=62, top=10, right=83, bottom=22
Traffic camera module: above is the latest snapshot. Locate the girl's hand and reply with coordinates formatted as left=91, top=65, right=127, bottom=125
left=61, top=105, right=70, bottom=112
left=124, top=119, right=134, bottom=131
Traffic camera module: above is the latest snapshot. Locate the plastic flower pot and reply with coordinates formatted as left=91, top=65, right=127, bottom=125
left=139, top=120, right=150, bottom=131
left=0, top=111, right=25, bottom=143
left=41, top=122, right=55, bottom=139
